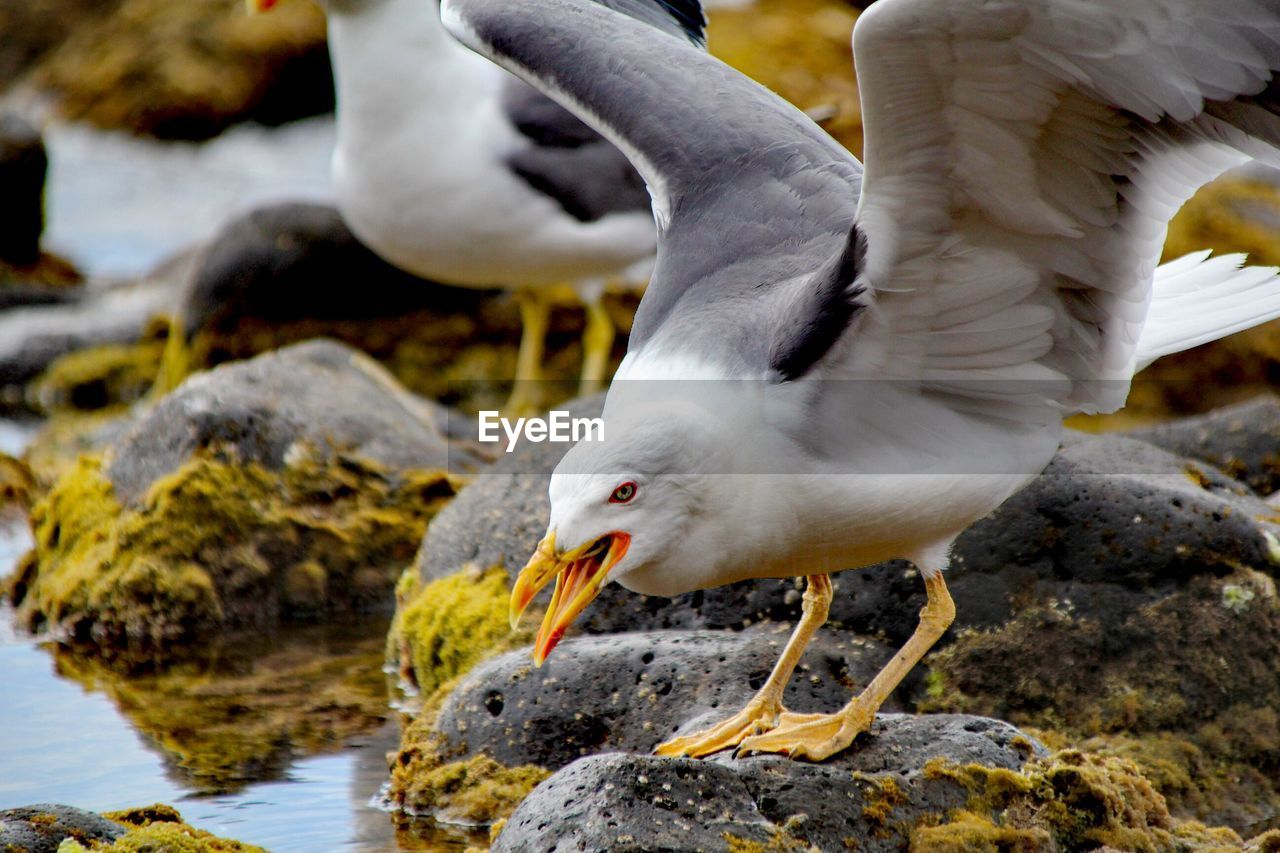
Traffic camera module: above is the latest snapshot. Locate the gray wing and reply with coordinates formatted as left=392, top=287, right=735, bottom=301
left=444, top=0, right=864, bottom=379
left=501, top=79, right=653, bottom=222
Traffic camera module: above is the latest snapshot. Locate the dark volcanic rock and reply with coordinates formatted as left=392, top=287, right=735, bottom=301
left=182, top=204, right=470, bottom=335
left=0, top=114, right=47, bottom=267
left=0, top=804, right=125, bottom=853
left=106, top=338, right=477, bottom=505
left=1127, top=395, right=1280, bottom=495
left=432, top=629, right=903, bottom=770
left=493, top=715, right=1041, bottom=853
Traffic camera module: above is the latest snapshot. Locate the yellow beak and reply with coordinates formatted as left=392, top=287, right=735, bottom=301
left=245, top=0, right=277, bottom=13
left=510, top=530, right=631, bottom=666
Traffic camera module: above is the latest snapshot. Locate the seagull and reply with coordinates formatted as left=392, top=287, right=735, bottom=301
left=448, top=0, right=1280, bottom=761
left=246, top=0, right=707, bottom=411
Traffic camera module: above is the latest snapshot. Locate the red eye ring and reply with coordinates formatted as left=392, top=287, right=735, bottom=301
left=610, top=481, right=637, bottom=503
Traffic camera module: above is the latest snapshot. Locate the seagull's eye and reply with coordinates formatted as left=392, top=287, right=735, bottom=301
left=609, top=481, right=637, bottom=504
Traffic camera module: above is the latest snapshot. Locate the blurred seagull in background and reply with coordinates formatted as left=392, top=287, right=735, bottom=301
left=247, top=0, right=707, bottom=411
left=449, top=0, right=1280, bottom=762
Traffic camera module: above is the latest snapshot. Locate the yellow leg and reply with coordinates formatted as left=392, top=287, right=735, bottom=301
left=506, top=290, right=550, bottom=416
left=655, top=574, right=833, bottom=758
left=738, top=571, right=955, bottom=761
left=578, top=297, right=615, bottom=396
left=149, top=313, right=190, bottom=399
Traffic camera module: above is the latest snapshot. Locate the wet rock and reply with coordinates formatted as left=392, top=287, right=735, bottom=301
left=10, top=340, right=468, bottom=660
left=0, top=804, right=125, bottom=853
left=0, top=114, right=47, bottom=267
left=492, top=714, right=1041, bottom=852
left=29, top=0, right=333, bottom=140
left=1127, top=395, right=1280, bottom=495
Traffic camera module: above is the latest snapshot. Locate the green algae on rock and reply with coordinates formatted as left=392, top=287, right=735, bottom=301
left=389, top=565, right=527, bottom=694
left=915, top=751, right=1245, bottom=852
left=13, top=449, right=454, bottom=656
left=52, top=619, right=389, bottom=791
left=60, top=803, right=264, bottom=852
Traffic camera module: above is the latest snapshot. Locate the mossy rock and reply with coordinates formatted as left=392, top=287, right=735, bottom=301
left=9, top=341, right=468, bottom=660
left=29, top=0, right=333, bottom=140
left=922, top=566, right=1280, bottom=832
left=53, top=617, right=389, bottom=791
left=67, top=803, right=263, bottom=852
left=31, top=337, right=166, bottom=413
left=913, top=750, right=1246, bottom=852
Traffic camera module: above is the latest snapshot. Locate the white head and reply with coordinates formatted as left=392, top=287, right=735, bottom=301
left=510, top=398, right=734, bottom=663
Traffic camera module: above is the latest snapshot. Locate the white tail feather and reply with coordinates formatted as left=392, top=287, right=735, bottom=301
left=1135, top=251, right=1280, bottom=371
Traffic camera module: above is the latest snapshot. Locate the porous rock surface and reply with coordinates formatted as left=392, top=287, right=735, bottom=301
left=1127, top=394, right=1280, bottom=495
left=493, top=715, right=1040, bottom=853
left=0, top=804, right=125, bottom=853
left=431, top=629, right=903, bottom=770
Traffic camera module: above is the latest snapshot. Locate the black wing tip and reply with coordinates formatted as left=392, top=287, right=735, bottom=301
left=656, top=0, right=708, bottom=46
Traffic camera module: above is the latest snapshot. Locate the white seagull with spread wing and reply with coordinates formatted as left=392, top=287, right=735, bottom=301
left=445, top=0, right=1280, bottom=760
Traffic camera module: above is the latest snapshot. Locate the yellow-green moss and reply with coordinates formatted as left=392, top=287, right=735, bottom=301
left=55, top=618, right=389, bottom=791
left=709, top=0, right=862, bottom=155
left=33, top=339, right=166, bottom=413
left=918, top=750, right=1244, bottom=852
left=12, top=447, right=457, bottom=657
left=389, top=708, right=549, bottom=824
left=723, top=826, right=815, bottom=853
left=391, top=565, right=522, bottom=694
left=860, top=773, right=910, bottom=833
left=909, top=810, right=1051, bottom=852
left=58, top=803, right=262, bottom=852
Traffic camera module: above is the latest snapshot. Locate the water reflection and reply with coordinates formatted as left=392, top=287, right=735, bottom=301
left=0, top=514, right=479, bottom=851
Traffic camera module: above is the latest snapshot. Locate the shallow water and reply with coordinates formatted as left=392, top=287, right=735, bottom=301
left=0, top=423, right=482, bottom=851
left=41, top=116, right=336, bottom=279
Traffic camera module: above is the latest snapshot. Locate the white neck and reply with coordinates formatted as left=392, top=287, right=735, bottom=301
left=324, top=0, right=498, bottom=145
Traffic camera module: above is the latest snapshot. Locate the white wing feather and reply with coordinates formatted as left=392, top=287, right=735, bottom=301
left=850, top=0, right=1280, bottom=415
